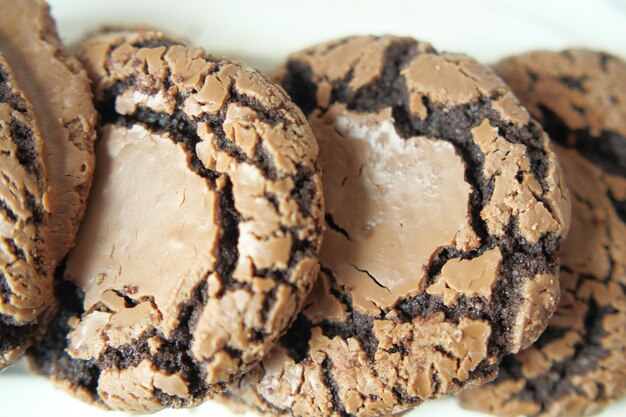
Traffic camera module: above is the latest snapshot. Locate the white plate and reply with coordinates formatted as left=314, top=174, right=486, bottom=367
left=2, top=0, right=626, bottom=416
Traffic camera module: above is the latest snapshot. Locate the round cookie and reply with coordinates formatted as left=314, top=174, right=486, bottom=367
left=0, top=0, right=97, bottom=265
left=224, top=36, right=570, bottom=417
left=0, top=53, right=53, bottom=370
left=459, top=50, right=626, bottom=417
left=28, top=29, right=324, bottom=412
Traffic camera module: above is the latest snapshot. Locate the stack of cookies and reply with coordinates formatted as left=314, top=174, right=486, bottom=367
left=0, top=2, right=623, bottom=417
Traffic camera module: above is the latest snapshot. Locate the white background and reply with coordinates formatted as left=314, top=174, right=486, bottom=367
left=2, top=0, right=626, bottom=416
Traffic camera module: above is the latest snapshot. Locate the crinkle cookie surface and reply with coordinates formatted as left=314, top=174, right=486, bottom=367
left=224, top=35, right=570, bottom=417
left=460, top=49, right=626, bottom=417
left=0, top=52, right=52, bottom=370
left=0, top=0, right=97, bottom=266
left=0, top=0, right=97, bottom=370
left=27, top=30, right=324, bottom=412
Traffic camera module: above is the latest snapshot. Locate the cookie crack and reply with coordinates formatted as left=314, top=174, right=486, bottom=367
left=0, top=199, right=17, bottom=222
left=8, top=117, right=39, bottom=175
left=538, top=104, right=626, bottom=176
left=0, top=65, right=42, bottom=176
left=351, top=265, right=389, bottom=292
left=4, top=237, right=26, bottom=261
left=321, top=357, right=354, bottom=417
left=214, top=178, right=240, bottom=295
left=99, top=330, right=155, bottom=371
left=526, top=68, right=540, bottom=90
left=130, top=37, right=181, bottom=51
left=0, top=68, right=27, bottom=111
left=291, top=166, right=320, bottom=218
left=320, top=267, right=381, bottom=360
left=227, top=83, right=285, bottom=128
left=330, top=39, right=420, bottom=114
left=391, top=385, right=421, bottom=407
left=325, top=213, right=350, bottom=241
left=278, top=313, right=312, bottom=363
left=556, top=75, right=588, bottom=92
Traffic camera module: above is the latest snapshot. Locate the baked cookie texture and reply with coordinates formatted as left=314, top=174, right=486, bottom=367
left=0, top=0, right=97, bottom=265
left=27, top=29, right=324, bottom=413
left=459, top=50, right=626, bottom=417
left=224, top=35, right=570, bottom=417
left=0, top=53, right=52, bottom=370
left=0, top=0, right=97, bottom=369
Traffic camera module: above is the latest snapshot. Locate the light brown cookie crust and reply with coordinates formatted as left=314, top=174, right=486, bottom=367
left=28, top=29, right=324, bottom=413
left=225, top=36, right=570, bottom=417
left=460, top=49, right=626, bottom=417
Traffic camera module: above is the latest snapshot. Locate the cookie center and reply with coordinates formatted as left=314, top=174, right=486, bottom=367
left=313, top=106, right=475, bottom=312
left=65, top=124, right=219, bottom=352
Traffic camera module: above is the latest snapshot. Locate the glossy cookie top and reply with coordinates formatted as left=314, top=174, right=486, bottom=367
left=28, top=29, right=324, bottom=413
left=0, top=52, right=53, bottom=369
left=225, top=35, right=570, bottom=417
left=460, top=49, right=626, bottom=417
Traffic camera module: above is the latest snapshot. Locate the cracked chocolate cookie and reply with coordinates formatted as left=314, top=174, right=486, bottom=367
left=459, top=50, right=626, bottom=417
left=0, top=52, right=53, bottom=370
left=223, top=35, right=570, bottom=417
left=0, top=0, right=97, bottom=370
left=27, top=29, right=324, bottom=412
left=0, top=0, right=97, bottom=266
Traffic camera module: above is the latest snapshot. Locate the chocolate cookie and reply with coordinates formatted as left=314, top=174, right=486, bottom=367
left=0, top=53, right=53, bottom=370
left=223, top=36, right=570, bottom=417
left=28, top=30, right=324, bottom=412
left=459, top=50, right=626, bottom=417
left=0, top=0, right=97, bottom=369
left=0, top=0, right=97, bottom=265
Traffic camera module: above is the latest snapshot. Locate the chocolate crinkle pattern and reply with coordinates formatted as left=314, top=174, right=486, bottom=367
left=27, top=30, right=323, bottom=413
left=0, top=53, right=52, bottom=370
left=0, top=0, right=97, bottom=267
left=460, top=50, right=626, bottom=417
left=224, top=36, right=570, bottom=417
left=0, top=0, right=97, bottom=370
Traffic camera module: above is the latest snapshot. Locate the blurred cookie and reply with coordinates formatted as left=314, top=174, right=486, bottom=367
left=224, top=35, right=570, bottom=417
left=28, top=30, right=323, bottom=412
left=0, top=53, right=52, bottom=370
left=459, top=50, right=626, bottom=417
left=0, top=0, right=97, bottom=369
